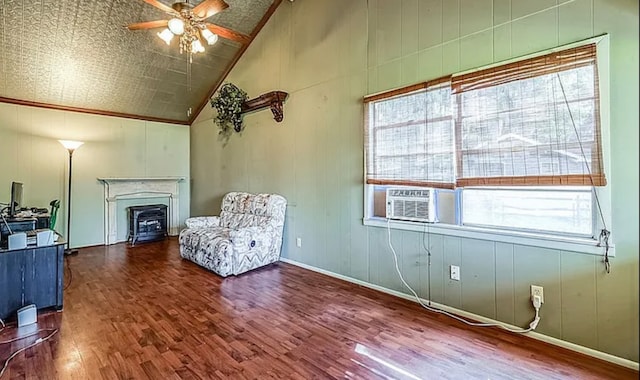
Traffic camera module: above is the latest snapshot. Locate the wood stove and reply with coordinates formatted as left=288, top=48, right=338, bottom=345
left=127, top=204, right=168, bottom=246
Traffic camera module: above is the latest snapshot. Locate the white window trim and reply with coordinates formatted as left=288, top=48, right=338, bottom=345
left=363, top=34, right=613, bottom=257
left=363, top=217, right=614, bottom=256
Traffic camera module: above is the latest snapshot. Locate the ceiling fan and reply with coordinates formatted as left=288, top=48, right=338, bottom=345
left=126, top=0, right=251, bottom=58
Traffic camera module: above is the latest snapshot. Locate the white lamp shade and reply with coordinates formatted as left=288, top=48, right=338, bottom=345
left=58, top=140, right=84, bottom=151
left=201, top=28, right=218, bottom=45
left=157, top=28, right=174, bottom=45
left=191, top=39, right=205, bottom=53
left=168, top=18, right=185, bottom=35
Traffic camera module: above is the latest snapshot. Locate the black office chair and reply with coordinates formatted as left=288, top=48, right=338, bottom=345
left=49, top=200, right=60, bottom=230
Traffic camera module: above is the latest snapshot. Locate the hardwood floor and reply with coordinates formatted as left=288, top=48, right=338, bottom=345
left=0, top=239, right=636, bottom=379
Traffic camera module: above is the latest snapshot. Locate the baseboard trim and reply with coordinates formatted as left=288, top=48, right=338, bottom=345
left=279, top=257, right=639, bottom=371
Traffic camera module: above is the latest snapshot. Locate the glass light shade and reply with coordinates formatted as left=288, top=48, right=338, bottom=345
left=167, top=18, right=185, bottom=35
left=157, top=28, right=174, bottom=45
left=191, top=39, right=205, bottom=53
left=201, top=28, right=218, bottom=45
left=58, top=140, right=84, bottom=152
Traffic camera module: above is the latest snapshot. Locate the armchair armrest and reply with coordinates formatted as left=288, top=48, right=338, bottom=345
left=185, top=216, right=220, bottom=229
left=229, top=226, right=279, bottom=275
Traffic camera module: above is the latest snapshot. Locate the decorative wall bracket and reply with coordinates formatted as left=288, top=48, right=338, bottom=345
left=241, top=91, right=289, bottom=122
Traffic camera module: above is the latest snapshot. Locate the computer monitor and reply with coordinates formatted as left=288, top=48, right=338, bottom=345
left=9, top=182, right=23, bottom=218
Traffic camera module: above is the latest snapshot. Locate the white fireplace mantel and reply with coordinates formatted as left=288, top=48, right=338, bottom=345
left=97, top=177, right=185, bottom=245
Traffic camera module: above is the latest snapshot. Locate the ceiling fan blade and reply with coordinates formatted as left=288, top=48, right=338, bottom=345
left=205, top=23, right=251, bottom=44
left=126, top=20, right=169, bottom=30
left=142, top=0, right=176, bottom=14
left=194, top=0, right=229, bottom=19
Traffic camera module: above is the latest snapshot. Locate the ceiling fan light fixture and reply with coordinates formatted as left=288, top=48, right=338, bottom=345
left=201, top=28, right=219, bottom=45
left=157, top=28, right=174, bottom=45
left=191, top=39, right=205, bottom=53
left=168, top=18, right=185, bottom=35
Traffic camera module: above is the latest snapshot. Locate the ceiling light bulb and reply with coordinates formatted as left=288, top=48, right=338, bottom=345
left=157, top=28, right=174, bottom=45
left=192, top=39, right=205, bottom=53
left=167, top=18, right=185, bottom=35
left=201, top=28, right=219, bottom=45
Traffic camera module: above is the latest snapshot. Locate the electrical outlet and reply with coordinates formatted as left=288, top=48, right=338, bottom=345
left=296, top=237, right=302, bottom=248
left=530, top=285, right=544, bottom=303
left=450, top=265, right=460, bottom=281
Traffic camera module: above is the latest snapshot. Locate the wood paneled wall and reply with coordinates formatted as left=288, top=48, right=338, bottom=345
left=190, top=0, right=639, bottom=362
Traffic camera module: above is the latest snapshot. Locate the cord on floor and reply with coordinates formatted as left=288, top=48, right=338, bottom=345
left=0, top=328, right=58, bottom=378
left=64, top=255, right=73, bottom=290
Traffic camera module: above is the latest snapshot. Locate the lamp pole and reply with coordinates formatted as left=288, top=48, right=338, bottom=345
left=65, top=149, right=76, bottom=255
left=59, top=140, right=83, bottom=256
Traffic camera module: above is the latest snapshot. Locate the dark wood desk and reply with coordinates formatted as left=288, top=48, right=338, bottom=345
left=0, top=240, right=65, bottom=321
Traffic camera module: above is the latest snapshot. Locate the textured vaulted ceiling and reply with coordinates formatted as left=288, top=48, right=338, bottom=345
left=0, top=0, right=278, bottom=124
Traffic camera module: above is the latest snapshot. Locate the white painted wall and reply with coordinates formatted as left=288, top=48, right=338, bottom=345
left=0, top=103, right=190, bottom=248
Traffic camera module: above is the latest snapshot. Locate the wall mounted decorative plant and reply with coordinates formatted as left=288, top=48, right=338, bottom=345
left=210, top=82, right=249, bottom=145
left=210, top=82, right=290, bottom=146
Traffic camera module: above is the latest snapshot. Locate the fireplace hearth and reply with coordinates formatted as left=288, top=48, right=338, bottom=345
left=127, top=204, right=168, bottom=246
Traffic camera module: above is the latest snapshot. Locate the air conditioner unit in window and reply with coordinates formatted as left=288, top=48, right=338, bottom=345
left=386, top=188, right=437, bottom=223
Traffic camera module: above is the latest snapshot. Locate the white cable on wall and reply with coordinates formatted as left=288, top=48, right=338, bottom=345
left=386, top=219, right=541, bottom=334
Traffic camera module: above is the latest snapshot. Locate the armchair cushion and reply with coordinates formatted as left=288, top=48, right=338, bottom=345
left=179, top=192, right=287, bottom=277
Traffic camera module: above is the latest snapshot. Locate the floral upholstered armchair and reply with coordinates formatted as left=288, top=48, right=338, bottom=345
left=179, top=192, right=287, bottom=277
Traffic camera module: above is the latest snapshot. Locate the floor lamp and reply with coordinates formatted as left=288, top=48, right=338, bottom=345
left=59, top=140, right=84, bottom=256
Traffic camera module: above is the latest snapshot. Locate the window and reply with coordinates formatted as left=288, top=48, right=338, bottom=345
left=453, top=44, right=604, bottom=187
left=365, top=78, right=455, bottom=189
left=462, top=187, right=593, bottom=237
left=364, top=41, right=607, bottom=241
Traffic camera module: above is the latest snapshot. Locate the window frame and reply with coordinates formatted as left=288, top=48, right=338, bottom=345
left=362, top=35, right=613, bottom=256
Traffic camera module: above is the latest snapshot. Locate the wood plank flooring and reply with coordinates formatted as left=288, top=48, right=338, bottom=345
left=0, top=238, right=636, bottom=379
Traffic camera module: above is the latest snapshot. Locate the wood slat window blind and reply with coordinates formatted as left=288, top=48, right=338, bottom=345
left=364, top=78, right=456, bottom=189
left=451, top=44, right=598, bottom=94
left=452, top=43, right=606, bottom=187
